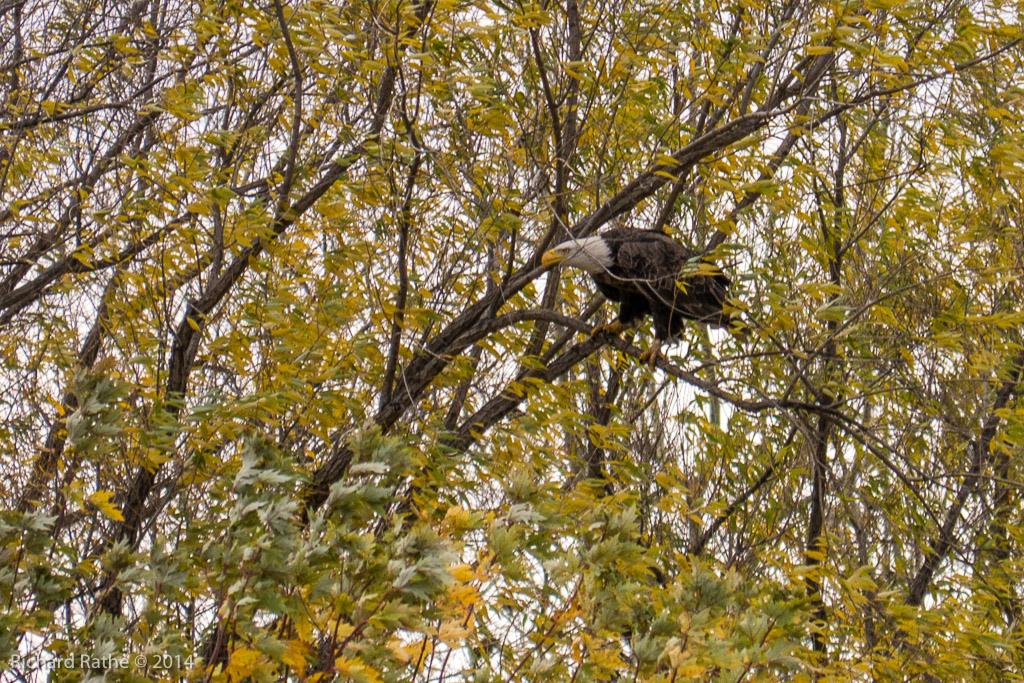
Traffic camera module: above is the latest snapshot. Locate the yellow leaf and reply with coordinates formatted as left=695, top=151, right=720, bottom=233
left=589, top=645, right=623, bottom=670
left=448, top=563, right=476, bottom=582
left=447, top=583, right=480, bottom=607
left=438, top=620, right=469, bottom=646
left=790, top=563, right=824, bottom=581
left=333, top=655, right=383, bottom=683
left=680, top=662, right=706, bottom=676
left=281, top=640, right=310, bottom=672
left=87, top=491, right=124, bottom=521
left=226, top=648, right=263, bottom=682
left=387, top=638, right=431, bottom=665
left=333, top=622, right=355, bottom=640
left=387, top=639, right=413, bottom=665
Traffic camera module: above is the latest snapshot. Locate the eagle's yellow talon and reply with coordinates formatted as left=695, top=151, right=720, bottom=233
left=590, top=320, right=624, bottom=337
left=638, top=339, right=664, bottom=368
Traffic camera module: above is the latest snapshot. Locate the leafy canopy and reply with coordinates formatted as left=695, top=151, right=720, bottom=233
left=1, top=0, right=1024, bottom=680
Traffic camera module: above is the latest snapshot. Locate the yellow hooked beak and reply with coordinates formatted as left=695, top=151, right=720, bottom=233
left=541, top=249, right=565, bottom=268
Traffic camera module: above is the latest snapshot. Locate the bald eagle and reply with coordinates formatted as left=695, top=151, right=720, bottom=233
left=541, top=227, right=734, bottom=366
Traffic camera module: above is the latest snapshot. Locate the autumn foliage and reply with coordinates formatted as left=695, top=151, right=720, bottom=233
left=2, top=0, right=1024, bottom=680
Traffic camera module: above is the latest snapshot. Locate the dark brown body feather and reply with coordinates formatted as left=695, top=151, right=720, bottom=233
left=591, top=228, right=731, bottom=341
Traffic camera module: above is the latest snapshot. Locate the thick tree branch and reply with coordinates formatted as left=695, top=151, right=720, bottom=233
left=380, top=148, right=422, bottom=410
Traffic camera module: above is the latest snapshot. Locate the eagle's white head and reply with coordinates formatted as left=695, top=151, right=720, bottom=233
left=541, top=236, right=612, bottom=273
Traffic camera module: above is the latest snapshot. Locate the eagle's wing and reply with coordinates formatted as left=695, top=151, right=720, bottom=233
left=591, top=277, right=622, bottom=302
left=608, top=230, right=678, bottom=271
left=610, top=230, right=731, bottom=334
left=611, top=231, right=689, bottom=301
